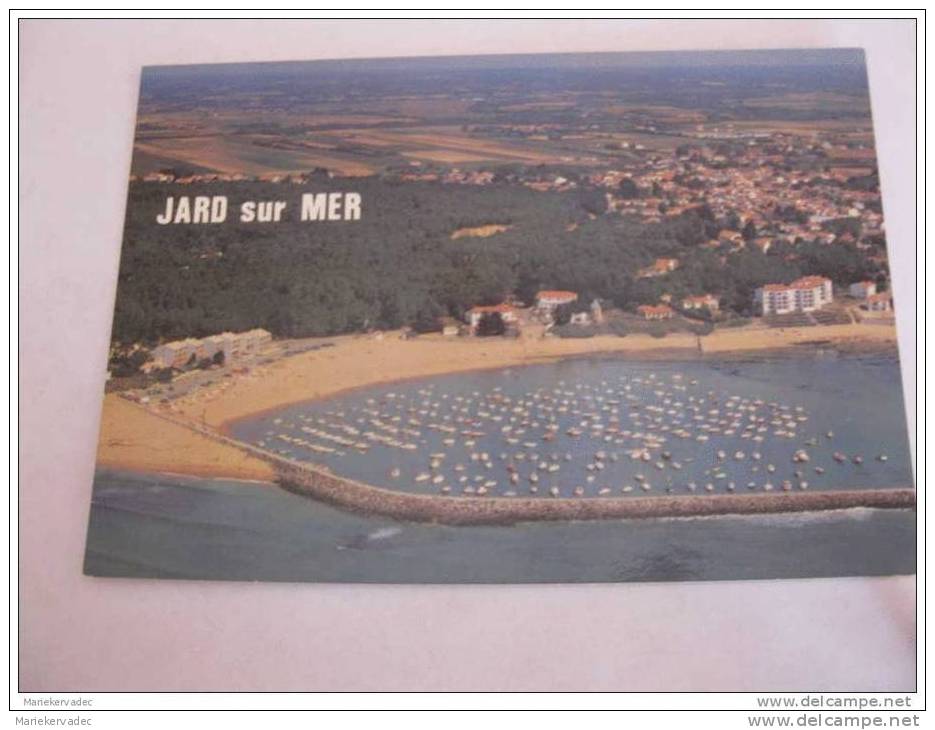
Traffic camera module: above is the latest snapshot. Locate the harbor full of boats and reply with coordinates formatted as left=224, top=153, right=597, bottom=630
left=228, top=356, right=914, bottom=505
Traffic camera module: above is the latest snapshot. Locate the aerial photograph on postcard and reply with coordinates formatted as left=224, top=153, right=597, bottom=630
left=84, top=49, right=915, bottom=583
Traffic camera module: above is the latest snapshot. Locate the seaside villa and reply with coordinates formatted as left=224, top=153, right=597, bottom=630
left=465, top=303, right=519, bottom=333
left=535, top=290, right=578, bottom=312
left=864, top=292, right=893, bottom=312
left=637, top=304, right=675, bottom=321
left=682, top=294, right=720, bottom=312
left=754, top=276, right=833, bottom=316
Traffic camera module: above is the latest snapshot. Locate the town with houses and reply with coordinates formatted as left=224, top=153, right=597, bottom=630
left=122, top=120, right=896, bottom=384
left=123, top=267, right=891, bottom=389
left=120, top=56, right=899, bottom=388
left=133, top=125, right=892, bottom=327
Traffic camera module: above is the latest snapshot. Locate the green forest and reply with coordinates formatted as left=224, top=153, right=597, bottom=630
left=111, top=179, right=889, bottom=345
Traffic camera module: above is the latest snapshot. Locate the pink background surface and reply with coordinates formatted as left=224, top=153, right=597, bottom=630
left=18, top=19, right=917, bottom=692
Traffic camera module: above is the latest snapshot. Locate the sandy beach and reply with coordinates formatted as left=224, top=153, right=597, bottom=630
left=96, top=395, right=275, bottom=481
left=96, top=320, right=898, bottom=481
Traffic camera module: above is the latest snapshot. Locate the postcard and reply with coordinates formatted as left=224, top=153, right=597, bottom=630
left=84, top=48, right=915, bottom=583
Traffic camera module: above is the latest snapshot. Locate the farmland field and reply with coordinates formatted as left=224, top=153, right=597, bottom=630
left=133, top=136, right=378, bottom=177
left=131, top=52, right=878, bottom=178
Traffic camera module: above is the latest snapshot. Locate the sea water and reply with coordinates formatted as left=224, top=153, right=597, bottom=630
left=84, top=355, right=915, bottom=583
left=229, top=355, right=914, bottom=496
left=84, top=468, right=915, bottom=582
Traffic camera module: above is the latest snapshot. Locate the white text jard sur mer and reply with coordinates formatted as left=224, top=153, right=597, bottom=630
left=155, top=192, right=362, bottom=224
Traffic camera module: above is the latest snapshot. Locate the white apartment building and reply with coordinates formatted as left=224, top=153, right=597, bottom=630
left=755, top=276, right=833, bottom=315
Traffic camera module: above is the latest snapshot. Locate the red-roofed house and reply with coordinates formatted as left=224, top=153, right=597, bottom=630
left=637, top=304, right=675, bottom=321
left=466, top=303, right=518, bottom=332
left=682, top=294, right=720, bottom=312
left=719, top=230, right=744, bottom=245
left=535, top=290, right=578, bottom=311
left=639, top=258, right=681, bottom=278
left=864, top=292, right=892, bottom=312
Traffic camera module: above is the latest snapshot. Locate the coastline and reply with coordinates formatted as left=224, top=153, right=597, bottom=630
left=95, top=395, right=276, bottom=482
left=200, top=321, right=898, bottom=430
left=86, top=468, right=917, bottom=584
left=96, top=320, right=900, bottom=482
left=273, top=456, right=915, bottom=525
